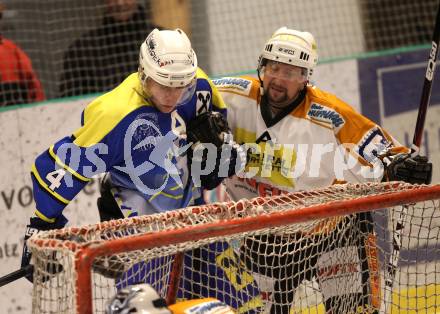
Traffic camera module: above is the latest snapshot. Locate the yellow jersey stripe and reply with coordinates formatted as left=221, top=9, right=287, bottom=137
left=149, top=190, right=184, bottom=202
left=31, top=164, right=70, bottom=204
left=49, top=146, right=91, bottom=182
left=170, top=184, right=183, bottom=191
left=73, top=73, right=149, bottom=147
left=34, top=209, right=56, bottom=223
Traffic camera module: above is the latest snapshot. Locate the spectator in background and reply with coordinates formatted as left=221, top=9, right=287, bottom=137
left=0, top=2, right=45, bottom=107
left=59, top=0, right=159, bottom=97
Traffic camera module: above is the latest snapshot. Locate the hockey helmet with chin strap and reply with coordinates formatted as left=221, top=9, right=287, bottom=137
left=258, top=27, right=318, bottom=80
left=138, top=28, right=198, bottom=107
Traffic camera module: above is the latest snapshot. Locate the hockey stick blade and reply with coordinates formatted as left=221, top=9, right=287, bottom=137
left=0, top=265, right=33, bottom=287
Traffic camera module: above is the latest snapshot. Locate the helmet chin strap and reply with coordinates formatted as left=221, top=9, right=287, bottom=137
left=133, top=81, right=156, bottom=108
left=257, top=67, right=264, bottom=96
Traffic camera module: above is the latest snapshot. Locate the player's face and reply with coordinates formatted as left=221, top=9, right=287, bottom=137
left=263, top=61, right=307, bottom=108
left=106, top=0, right=137, bottom=22
left=145, top=78, right=191, bottom=114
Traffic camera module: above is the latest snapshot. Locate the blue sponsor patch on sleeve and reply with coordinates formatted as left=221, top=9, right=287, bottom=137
left=307, top=103, right=345, bottom=128
left=212, top=77, right=251, bottom=91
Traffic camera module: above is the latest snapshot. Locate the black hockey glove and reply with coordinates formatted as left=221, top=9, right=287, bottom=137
left=383, top=153, right=432, bottom=184
left=187, top=111, right=229, bottom=147
left=97, top=174, right=125, bottom=222
left=187, top=112, right=246, bottom=190
left=21, top=215, right=66, bottom=283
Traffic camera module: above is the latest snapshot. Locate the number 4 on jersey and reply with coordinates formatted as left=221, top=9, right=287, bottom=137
left=46, top=169, right=66, bottom=190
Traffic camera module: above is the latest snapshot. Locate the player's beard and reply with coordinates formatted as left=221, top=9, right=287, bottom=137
left=267, top=82, right=290, bottom=109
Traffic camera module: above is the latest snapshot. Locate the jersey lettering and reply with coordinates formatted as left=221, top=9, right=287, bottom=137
left=216, top=247, right=254, bottom=291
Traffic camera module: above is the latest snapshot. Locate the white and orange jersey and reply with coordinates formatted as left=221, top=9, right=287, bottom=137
left=212, top=76, right=408, bottom=200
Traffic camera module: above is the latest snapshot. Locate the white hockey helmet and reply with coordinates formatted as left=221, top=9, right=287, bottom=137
left=258, top=27, right=318, bottom=79
left=139, top=28, right=198, bottom=88
left=106, top=284, right=171, bottom=314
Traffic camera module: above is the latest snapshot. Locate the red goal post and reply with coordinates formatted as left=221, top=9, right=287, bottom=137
left=28, top=182, right=440, bottom=314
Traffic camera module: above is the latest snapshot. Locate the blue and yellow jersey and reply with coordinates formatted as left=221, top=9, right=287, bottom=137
left=31, top=68, right=226, bottom=223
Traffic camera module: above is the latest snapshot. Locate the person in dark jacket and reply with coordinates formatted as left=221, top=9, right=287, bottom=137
left=59, top=0, right=159, bottom=97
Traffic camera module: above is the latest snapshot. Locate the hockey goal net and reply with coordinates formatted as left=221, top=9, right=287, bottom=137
left=28, top=182, right=440, bottom=314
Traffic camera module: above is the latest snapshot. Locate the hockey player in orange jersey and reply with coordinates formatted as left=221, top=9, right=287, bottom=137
left=213, top=27, right=432, bottom=313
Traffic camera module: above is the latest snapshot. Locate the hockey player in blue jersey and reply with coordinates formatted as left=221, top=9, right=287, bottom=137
left=20, top=28, right=245, bottom=282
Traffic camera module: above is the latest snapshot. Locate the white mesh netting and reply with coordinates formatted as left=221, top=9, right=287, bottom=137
left=1, top=0, right=438, bottom=105
left=29, top=182, right=440, bottom=313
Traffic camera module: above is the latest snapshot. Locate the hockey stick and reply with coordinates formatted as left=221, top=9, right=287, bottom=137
left=412, top=4, right=440, bottom=152
left=381, top=3, right=440, bottom=312
left=0, top=265, right=33, bottom=287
